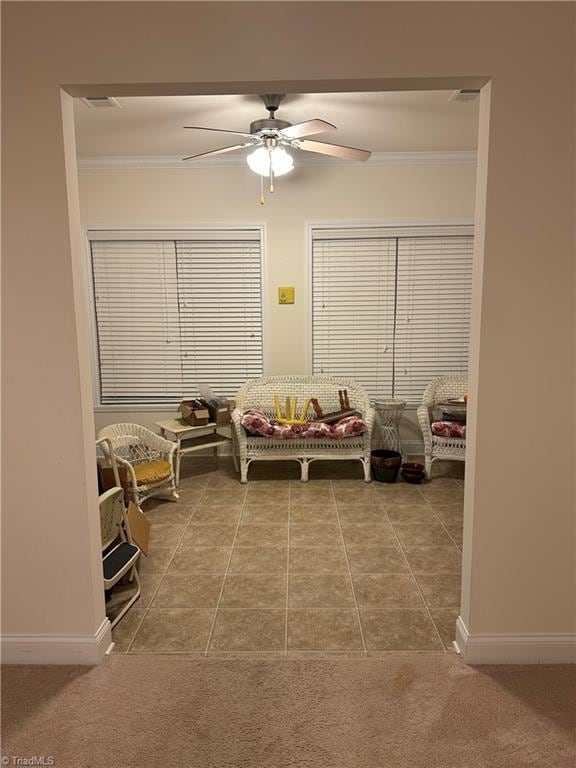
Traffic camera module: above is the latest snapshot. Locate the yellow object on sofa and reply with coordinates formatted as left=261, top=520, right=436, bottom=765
left=133, top=459, right=172, bottom=485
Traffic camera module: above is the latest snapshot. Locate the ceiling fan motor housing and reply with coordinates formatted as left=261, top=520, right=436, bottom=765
left=250, top=117, right=291, bottom=134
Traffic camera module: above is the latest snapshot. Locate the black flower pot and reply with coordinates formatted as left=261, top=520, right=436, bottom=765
left=371, top=450, right=402, bottom=483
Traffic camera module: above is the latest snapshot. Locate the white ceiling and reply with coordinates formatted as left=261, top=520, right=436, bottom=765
left=74, top=91, right=479, bottom=159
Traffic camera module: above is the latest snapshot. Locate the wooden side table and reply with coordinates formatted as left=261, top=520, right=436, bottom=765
left=155, top=418, right=237, bottom=486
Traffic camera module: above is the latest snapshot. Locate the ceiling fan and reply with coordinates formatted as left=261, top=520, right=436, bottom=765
left=182, top=94, right=371, bottom=202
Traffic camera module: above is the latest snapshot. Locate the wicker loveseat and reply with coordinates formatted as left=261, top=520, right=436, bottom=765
left=417, top=374, right=467, bottom=478
left=232, top=376, right=375, bottom=483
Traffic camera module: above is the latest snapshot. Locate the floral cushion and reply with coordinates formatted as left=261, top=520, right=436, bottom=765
left=431, top=420, right=466, bottom=439
left=241, top=410, right=367, bottom=439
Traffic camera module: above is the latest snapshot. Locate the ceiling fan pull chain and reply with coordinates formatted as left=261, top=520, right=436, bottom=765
left=259, top=173, right=265, bottom=206
left=269, top=148, right=275, bottom=193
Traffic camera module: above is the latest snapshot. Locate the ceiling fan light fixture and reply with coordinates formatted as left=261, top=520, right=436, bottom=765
left=246, top=146, right=294, bottom=177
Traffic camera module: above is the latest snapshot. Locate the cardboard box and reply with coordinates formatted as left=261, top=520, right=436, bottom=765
left=178, top=400, right=210, bottom=426
left=98, top=463, right=130, bottom=504
left=207, top=402, right=232, bottom=425
left=127, top=502, right=151, bottom=556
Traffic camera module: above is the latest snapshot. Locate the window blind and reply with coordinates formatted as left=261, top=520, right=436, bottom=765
left=393, top=235, right=474, bottom=403
left=90, top=229, right=263, bottom=406
left=312, top=231, right=397, bottom=395
left=176, top=237, right=263, bottom=397
left=311, top=225, right=473, bottom=405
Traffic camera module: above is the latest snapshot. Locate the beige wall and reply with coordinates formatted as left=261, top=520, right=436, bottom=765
left=2, top=1, right=575, bottom=660
left=80, top=161, right=476, bottom=445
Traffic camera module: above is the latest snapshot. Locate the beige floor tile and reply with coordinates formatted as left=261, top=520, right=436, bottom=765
left=143, top=504, right=196, bottom=525
left=107, top=572, right=162, bottom=644
left=403, top=546, right=462, bottom=574
left=340, top=523, right=397, bottom=547
left=337, top=506, right=388, bottom=525
left=289, top=546, right=348, bottom=574
left=287, top=609, right=363, bottom=651
left=138, top=547, right=174, bottom=575
left=346, top=546, right=408, bottom=574
left=421, top=488, right=464, bottom=505
left=130, top=607, right=213, bottom=652
left=220, top=574, right=287, bottom=608
left=289, top=523, right=342, bottom=546
left=385, top=506, right=439, bottom=524
left=445, top=524, right=463, bottom=547
left=181, top=524, right=237, bottom=547
left=241, top=504, right=290, bottom=524
left=431, top=504, right=464, bottom=525
left=360, top=609, right=443, bottom=651
left=290, top=479, right=332, bottom=490
left=174, top=489, right=205, bottom=506
left=415, top=574, right=462, bottom=608
left=374, top=485, right=426, bottom=502
left=288, top=489, right=331, bottom=504
left=110, top=604, right=147, bottom=652
left=335, top=489, right=379, bottom=507
left=228, top=546, right=287, bottom=574
left=207, top=475, right=244, bottom=489
left=168, top=546, right=231, bottom=575
left=289, top=574, right=355, bottom=608
left=392, top=523, right=454, bottom=547
left=151, top=574, right=224, bottom=609
left=430, top=608, right=459, bottom=650
left=148, top=524, right=186, bottom=549
left=192, top=506, right=242, bottom=525
left=235, top=524, right=289, bottom=547
left=209, top=609, right=286, bottom=651
left=352, top=574, right=424, bottom=608
left=249, top=479, right=291, bottom=489
left=197, top=496, right=245, bottom=511
left=420, top=478, right=461, bottom=494
left=289, top=505, right=338, bottom=524
left=246, top=488, right=290, bottom=503
left=333, top=479, right=376, bottom=490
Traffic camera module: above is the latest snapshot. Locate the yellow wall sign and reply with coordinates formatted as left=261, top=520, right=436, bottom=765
left=278, top=287, right=295, bottom=304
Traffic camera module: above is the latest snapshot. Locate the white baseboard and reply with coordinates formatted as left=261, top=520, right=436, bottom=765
left=1, top=618, right=112, bottom=665
left=455, top=615, right=576, bottom=664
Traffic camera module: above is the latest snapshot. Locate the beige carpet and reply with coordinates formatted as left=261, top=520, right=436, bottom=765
left=2, top=655, right=575, bottom=768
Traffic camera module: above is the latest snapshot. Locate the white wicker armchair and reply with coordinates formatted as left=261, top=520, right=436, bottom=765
left=417, top=374, right=467, bottom=479
left=232, top=376, right=375, bottom=483
left=97, top=423, right=179, bottom=504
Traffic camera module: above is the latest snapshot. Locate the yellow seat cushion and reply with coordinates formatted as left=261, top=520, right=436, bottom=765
left=134, top=460, right=172, bottom=485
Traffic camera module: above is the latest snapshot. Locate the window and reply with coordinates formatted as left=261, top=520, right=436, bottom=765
left=311, top=225, right=473, bottom=405
left=89, top=229, right=263, bottom=406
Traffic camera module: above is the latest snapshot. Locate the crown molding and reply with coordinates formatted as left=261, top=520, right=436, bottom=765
left=77, top=150, right=477, bottom=170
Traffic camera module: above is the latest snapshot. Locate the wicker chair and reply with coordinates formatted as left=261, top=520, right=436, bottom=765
left=232, top=376, right=375, bottom=483
left=97, top=423, right=179, bottom=504
left=417, top=374, right=467, bottom=479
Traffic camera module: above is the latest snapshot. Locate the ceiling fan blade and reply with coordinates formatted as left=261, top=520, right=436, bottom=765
left=183, top=126, right=255, bottom=140
left=182, top=143, right=253, bottom=161
left=298, top=140, right=371, bottom=162
left=280, top=119, right=337, bottom=140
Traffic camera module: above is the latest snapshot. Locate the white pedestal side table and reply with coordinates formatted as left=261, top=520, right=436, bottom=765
left=372, top=399, right=406, bottom=458
left=155, top=418, right=236, bottom=486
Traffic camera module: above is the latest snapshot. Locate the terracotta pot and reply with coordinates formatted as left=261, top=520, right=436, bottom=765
left=400, top=462, right=425, bottom=484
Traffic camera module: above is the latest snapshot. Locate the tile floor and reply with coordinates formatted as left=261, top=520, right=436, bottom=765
left=111, top=458, right=464, bottom=657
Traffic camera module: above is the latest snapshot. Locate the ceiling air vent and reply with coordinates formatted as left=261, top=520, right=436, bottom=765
left=80, top=96, right=121, bottom=109
left=449, top=89, right=480, bottom=103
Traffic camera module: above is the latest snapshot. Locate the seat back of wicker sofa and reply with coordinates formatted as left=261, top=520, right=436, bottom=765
left=422, top=374, right=468, bottom=408
left=235, top=375, right=371, bottom=420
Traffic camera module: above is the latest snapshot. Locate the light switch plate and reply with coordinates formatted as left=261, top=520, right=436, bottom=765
left=278, top=287, right=295, bottom=304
